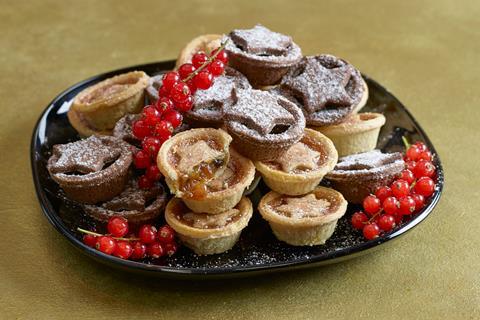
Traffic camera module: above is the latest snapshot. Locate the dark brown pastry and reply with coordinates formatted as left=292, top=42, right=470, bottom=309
left=223, top=24, right=302, bottom=86
left=83, top=178, right=167, bottom=225
left=47, top=135, right=133, bottom=204
left=325, top=150, right=405, bottom=203
left=186, top=67, right=251, bottom=126
left=145, top=75, right=163, bottom=104
left=276, top=54, right=368, bottom=126
left=223, top=88, right=305, bottom=161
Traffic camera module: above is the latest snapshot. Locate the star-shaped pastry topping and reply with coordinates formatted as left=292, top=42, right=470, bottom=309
left=275, top=194, right=330, bottom=219
left=225, top=90, right=295, bottom=135
left=49, top=136, right=121, bottom=174
left=276, top=142, right=320, bottom=172
left=281, top=56, right=355, bottom=114
left=175, top=140, right=225, bottom=174
left=192, top=75, right=237, bottom=114
left=101, top=180, right=162, bottom=211
left=230, top=24, right=292, bottom=56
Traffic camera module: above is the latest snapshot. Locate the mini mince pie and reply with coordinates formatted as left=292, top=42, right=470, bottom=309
left=326, top=150, right=405, bottom=203
left=224, top=24, right=302, bottom=86
left=314, top=112, right=386, bottom=157
left=181, top=148, right=255, bottom=214
left=68, top=71, right=149, bottom=136
left=224, top=88, right=305, bottom=161
left=83, top=177, right=167, bottom=225
left=276, top=55, right=368, bottom=127
left=258, top=187, right=347, bottom=246
left=47, top=135, right=133, bottom=204
left=165, top=197, right=253, bottom=255
left=156, top=128, right=232, bottom=202
left=186, top=67, right=251, bottom=126
left=254, top=129, right=338, bottom=196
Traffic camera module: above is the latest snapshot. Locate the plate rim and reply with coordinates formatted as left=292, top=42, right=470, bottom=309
left=30, top=60, right=444, bottom=277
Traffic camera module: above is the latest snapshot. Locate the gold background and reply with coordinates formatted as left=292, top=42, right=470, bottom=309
left=1, top=0, right=479, bottom=319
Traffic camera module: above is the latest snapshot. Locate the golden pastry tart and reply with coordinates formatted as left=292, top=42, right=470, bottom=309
left=68, top=71, right=149, bottom=136
left=165, top=197, right=253, bottom=255
left=183, top=148, right=255, bottom=214
left=157, top=128, right=232, bottom=201
left=258, top=187, right=347, bottom=246
left=175, top=34, right=222, bottom=68
left=254, top=128, right=338, bottom=195
left=313, top=112, right=386, bottom=157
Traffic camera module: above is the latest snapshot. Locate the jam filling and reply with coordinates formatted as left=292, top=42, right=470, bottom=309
left=178, top=158, right=226, bottom=200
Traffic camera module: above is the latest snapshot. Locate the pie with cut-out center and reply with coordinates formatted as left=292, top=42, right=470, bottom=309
left=258, top=186, right=347, bottom=246
left=165, top=197, right=253, bottom=255
left=254, top=128, right=338, bottom=195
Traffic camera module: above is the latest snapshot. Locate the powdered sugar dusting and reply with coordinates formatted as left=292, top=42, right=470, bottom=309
left=229, top=24, right=292, bottom=56
left=330, top=150, right=404, bottom=177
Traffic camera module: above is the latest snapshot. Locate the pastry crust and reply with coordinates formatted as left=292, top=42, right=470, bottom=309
left=313, top=112, right=385, bottom=157
left=165, top=197, right=253, bottom=255
left=254, top=129, right=338, bottom=195
left=183, top=148, right=256, bottom=214
left=68, top=71, right=149, bottom=136
left=156, top=128, right=232, bottom=198
left=258, top=187, right=347, bottom=246
left=176, top=34, right=222, bottom=68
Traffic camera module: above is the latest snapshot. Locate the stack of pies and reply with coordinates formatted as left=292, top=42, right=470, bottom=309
left=48, top=24, right=407, bottom=256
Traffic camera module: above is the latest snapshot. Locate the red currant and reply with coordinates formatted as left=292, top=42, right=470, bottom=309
left=363, top=195, right=381, bottom=215
left=393, top=211, right=403, bottom=224
left=164, top=242, right=178, bottom=256
left=142, top=137, right=162, bottom=157
left=178, top=63, right=196, bottom=79
left=175, top=95, right=193, bottom=112
left=146, top=164, right=162, bottom=181
left=138, top=175, right=153, bottom=189
left=211, top=48, right=228, bottom=64
left=132, top=119, right=150, bottom=140
left=83, top=234, right=97, bottom=248
left=113, top=241, right=133, bottom=259
left=134, top=150, right=151, bottom=169
left=193, top=70, right=213, bottom=90
left=131, top=242, right=147, bottom=260
left=363, top=223, right=380, bottom=240
left=375, top=186, right=392, bottom=203
left=155, top=97, right=174, bottom=113
left=186, top=79, right=197, bottom=94
left=383, top=196, right=399, bottom=215
left=412, top=194, right=425, bottom=211
left=414, top=160, right=435, bottom=178
left=163, top=110, right=183, bottom=128
left=147, top=242, right=165, bottom=258
left=192, top=52, right=208, bottom=68
left=406, top=145, right=420, bottom=161
left=406, top=161, right=417, bottom=172
left=142, top=106, right=161, bottom=127
left=391, top=179, right=410, bottom=198
left=400, top=169, right=415, bottom=184
left=158, top=85, right=170, bottom=98
left=96, top=236, right=117, bottom=255
left=414, top=141, right=427, bottom=152
left=398, top=196, right=416, bottom=215
left=154, top=120, right=173, bottom=141
left=157, top=225, right=175, bottom=244
left=138, top=225, right=157, bottom=244
left=351, top=211, right=368, bottom=230
left=208, top=60, right=225, bottom=76
left=418, top=150, right=432, bottom=161
left=170, top=82, right=191, bottom=103
left=377, top=214, right=396, bottom=231
left=162, top=71, right=180, bottom=92
left=414, top=177, right=435, bottom=197
left=107, top=216, right=129, bottom=238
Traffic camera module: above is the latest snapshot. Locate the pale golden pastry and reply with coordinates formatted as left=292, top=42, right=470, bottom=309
left=165, top=197, right=253, bottom=255
left=254, top=129, right=338, bottom=195
left=313, top=112, right=385, bottom=157
left=68, top=71, right=149, bottom=136
left=175, top=34, right=222, bottom=68
left=156, top=128, right=232, bottom=202
left=258, top=187, right=347, bottom=246
left=182, top=148, right=255, bottom=214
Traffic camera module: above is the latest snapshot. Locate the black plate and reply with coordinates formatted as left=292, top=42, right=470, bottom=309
left=30, top=60, right=444, bottom=278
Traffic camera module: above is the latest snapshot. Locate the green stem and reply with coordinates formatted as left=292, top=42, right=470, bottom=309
left=182, top=40, right=229, bottom=82
left=77, top=227, right=139, bottom=241
left=402, top=136, right=411, bottom=150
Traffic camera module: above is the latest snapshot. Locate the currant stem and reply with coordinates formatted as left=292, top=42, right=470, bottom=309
left=77, top=228, right=139, bottom=241
left=182, top=40, right=229, bottom=82
left=402, top=136, right=411, bottom=150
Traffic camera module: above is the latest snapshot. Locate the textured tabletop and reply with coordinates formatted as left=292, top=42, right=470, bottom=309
left=1, top=0, right=479, bottom=319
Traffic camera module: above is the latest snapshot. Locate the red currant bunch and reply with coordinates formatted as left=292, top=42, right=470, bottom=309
left=351, top=140, right=437, bottom=240
left=79, top=216, right=179, bottom=260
